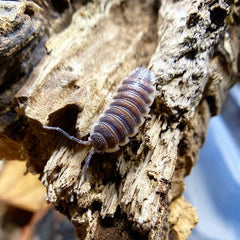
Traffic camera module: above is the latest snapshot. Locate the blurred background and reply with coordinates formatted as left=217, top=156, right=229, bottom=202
left=184, top=83, right=240, bottom=240
left=0, top=155, right=77, bottom=240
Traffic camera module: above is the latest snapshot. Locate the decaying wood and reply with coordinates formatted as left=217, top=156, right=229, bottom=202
left=168, top=196, right=199, bottom=240
left=0, top=0, right=239, bottom=239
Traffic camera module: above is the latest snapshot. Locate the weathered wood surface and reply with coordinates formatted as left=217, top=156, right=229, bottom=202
left=0, top=0, right=239, bottom=239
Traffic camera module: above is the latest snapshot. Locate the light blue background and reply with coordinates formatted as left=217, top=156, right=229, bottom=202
left=184, top=84, right=240, bottom=240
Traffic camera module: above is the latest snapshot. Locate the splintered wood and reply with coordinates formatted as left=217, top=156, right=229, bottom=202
left=0, top=0, right=239, bottom=239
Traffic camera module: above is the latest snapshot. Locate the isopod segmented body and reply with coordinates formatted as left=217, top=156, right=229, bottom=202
left=43, top=67, right=156, bottom=179
left=90, top=67, right=156, bottom=153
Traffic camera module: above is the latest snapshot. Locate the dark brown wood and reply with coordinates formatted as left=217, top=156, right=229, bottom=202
left=0, top=0, right=239, bottom=239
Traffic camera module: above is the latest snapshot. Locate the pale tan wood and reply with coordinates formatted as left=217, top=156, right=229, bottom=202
left=168, top=196, right=199, bottom=240
left=0, top=0, right=239, bottom=239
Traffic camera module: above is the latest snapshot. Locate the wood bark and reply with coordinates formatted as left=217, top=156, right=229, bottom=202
left=0, top=0, right=239, bottom=239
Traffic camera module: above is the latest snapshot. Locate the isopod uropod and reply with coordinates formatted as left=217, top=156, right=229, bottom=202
left=43, top=66, right=156, bottom=179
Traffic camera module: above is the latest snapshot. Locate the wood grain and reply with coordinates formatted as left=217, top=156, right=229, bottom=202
left=0, top=0, right=239, bottom=239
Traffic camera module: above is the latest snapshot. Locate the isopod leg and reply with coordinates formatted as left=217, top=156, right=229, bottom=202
left=43, top=125, right=91, bottom=145
left=84, top=148, right=95, bottom=181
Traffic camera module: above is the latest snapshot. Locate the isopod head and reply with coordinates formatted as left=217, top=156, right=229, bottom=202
left=89, top=133, right=107, bottom=153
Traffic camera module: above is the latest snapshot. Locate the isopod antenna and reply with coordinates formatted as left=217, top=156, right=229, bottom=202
left=43, top=125, right=94, bottom=181
left=84, top=148, right=95, bottom=181
left=43, top=125, right=91, bottom=145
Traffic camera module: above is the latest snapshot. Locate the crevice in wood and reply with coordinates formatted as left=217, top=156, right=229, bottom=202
left=0, top=0, right=239, bottom=239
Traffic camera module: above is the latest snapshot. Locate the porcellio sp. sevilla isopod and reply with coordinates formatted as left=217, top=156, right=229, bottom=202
left=43, top=66, right=156, bottom=179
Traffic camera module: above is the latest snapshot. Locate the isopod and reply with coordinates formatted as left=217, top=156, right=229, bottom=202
left=43, top=66, right=156, bottom=180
